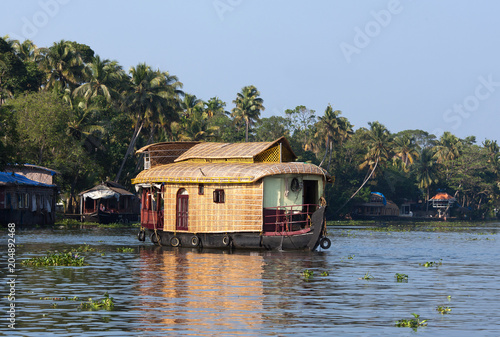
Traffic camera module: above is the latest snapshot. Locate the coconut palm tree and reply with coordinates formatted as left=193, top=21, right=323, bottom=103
left=73, top=55, right=126, bottom=107
left=315, top=104, right=353, bottom=169
left=413, top=147, right=438, bottom=211
left=12, top=39, right=45, bottom=63
left=232, top=85, right=264, bottom=142
left=114, top=63, right=183, bottom=182
left=359, top=121, right=393, bottom=177
left=41, top=40, right=84, bottom=91
left=433, top=131, right=462, bottom=164
left=393, top=134, right=420, bottom=172
left=181, top=93, right=204, bottom=117
left=205, top=96, right=228, bottom=117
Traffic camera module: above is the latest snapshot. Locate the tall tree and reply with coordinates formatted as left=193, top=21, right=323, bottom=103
left=205, top=96, right=228, bottom=117
left=392, top=134, right=420, bottom=172
left=40, top=40, right=85, bottom=92
left=315, top=104, right=353, bottom=169
left=413, top=147, right=438, bottom=211
left=359, top=121, right=393, bottom=177
left=232, top=85, right=265, bottom=142
left=115, top=63, right=182, bottom=182
left=433, top=131, right=462, bottom=164
left=73, top=55, right=126, bottom=107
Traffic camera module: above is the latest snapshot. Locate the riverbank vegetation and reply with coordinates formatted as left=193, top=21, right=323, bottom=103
left=1, top=37, right=499, bottom=219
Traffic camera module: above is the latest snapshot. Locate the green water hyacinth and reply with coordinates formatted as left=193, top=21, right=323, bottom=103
left=395, top=273, right=408, bottom=282
left=79, top=292, right=115, bottom=311
left=395, top=313, right=427, bottom=330
left=21, top=252, right=87, bottom=266
left=116, top=247, right=135, bottom=253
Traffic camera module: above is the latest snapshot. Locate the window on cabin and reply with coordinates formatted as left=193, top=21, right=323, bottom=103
left=213, top=189, right=225, bottom=203
left=198, top=184, right=204, bottom=195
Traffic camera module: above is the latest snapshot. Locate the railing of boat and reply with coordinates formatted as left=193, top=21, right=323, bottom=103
left=263, top=204, right=318, bottom=233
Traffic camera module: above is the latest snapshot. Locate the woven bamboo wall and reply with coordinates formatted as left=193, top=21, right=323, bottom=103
left=162, top=182, right=263, bottom=233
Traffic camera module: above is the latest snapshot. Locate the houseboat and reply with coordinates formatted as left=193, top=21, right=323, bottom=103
left=79, top=181, right=140, bottom=224
left=132, top=137, right=332, bottom=251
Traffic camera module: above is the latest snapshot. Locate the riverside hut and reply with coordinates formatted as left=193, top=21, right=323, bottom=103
left=132, top=137, right=332, bottom=250
left=0, top=164, right=58, bottom=225
left=79, top=181, right=140, bottom=224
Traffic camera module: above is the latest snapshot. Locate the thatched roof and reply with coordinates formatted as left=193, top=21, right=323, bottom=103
left=175, top=137, right=296, bottom=163
left=79, top=181, right=135, bottom=199
left=132, top=161, right=331, bottom=185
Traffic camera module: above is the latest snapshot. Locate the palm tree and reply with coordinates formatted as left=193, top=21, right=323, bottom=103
left=414, top=147, right=438, bottom=211
left=12, top=39, right=44, bottom=63
left=392, top=134, right=420, bottom=172
left=359, top=121, right=393, bottom=177
left=232, top=85, right=265, bottom=142
left=433, top=131, right=462, bottom=164
left=336, top=122, right=392, bottom=214
left=315, top=104, right=353, bottom=169
left=205, top=96, right=227, bottom=117
left=73, top=55, right=125, bottom=107
left=41, top=40, right=84, bottom=91
left=174, top=109, right=219, bottom=141
left=114, top=63, right=183, bottom=182
left=181, top=93, right=204, bottom=118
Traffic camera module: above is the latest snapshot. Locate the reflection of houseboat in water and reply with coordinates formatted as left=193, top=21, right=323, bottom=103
left=79, top=181, right=140, bottom=224
left=132, top=137, right=332, bottom=250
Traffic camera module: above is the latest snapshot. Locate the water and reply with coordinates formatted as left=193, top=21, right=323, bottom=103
left=1, top=223, right=499, bottom=336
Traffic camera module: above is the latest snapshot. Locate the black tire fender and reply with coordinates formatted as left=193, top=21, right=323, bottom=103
left=319, top=237, right=331, bottom=250
left=151, top=232, right=160, bottom=245
left=222, top=234, right=231, bottom=247
left=170, top=236, right=180, bottom=247
left=138, top=230, right=146, bottom=242
left=191, top=235, right=200, bottom=247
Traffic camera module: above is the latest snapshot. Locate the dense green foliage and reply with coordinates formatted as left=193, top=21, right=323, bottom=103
left=1, top=37, right=499, bottom=218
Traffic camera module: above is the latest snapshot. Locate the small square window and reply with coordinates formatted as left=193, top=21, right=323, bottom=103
left=213, top=189, right=225, bottom=203
left=198, top=184, right=205, bottom=195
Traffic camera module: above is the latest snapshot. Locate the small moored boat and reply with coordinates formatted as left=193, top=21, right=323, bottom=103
left=132, top=137, right=332, bottom=250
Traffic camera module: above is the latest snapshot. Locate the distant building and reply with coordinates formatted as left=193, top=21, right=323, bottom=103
left=429, top=192, right=455, bottom=218
left=0, top=165, right=59, bottom=225
left=79, top=181, right=140, bottom=224
left=352, top=192, right=399, bottom=218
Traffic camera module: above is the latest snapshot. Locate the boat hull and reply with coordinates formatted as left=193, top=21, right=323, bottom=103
left=139, top=207, right=330, bottom=251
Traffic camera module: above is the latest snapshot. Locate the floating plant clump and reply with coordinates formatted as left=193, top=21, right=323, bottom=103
left=395, top=273, right=409, bottom=282
left=419, top=259, right=443, bottom=267
left=21, top=252, right=87, bottom=266
left=436, top=306, right=452, bottom=314
left=116, top=247, right=135, bottom=253
left=79, top=292, right=115, bottom=311
left=395, top=313, right=427, bottom=330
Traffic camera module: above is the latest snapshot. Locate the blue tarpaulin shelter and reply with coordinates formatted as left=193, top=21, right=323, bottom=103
left=371, top=192, right=387, bottom=206
left=0, top=172, right=55, bottom=187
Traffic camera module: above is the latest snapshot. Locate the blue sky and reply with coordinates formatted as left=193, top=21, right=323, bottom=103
left=2, top=0, right=500, bottom=142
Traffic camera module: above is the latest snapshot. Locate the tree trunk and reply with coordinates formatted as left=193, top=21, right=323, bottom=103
left=115, top=120, right=143, bottom=182
left=334, top=157, right=379, bottom=215
left=319, top=136, right=330, bottom=168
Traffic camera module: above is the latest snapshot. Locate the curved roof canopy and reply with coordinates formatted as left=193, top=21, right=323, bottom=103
left=132, top=162, right=331, bottom=185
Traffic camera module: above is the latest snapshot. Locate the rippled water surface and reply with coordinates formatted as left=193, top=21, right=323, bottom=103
left=1, top=223, right=499, bottom=336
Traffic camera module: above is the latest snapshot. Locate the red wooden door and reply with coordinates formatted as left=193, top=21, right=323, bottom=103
left=176, top=190, right=189, bottom=231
